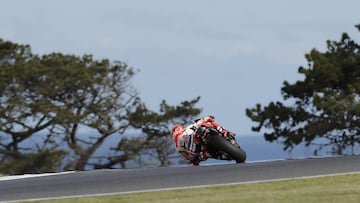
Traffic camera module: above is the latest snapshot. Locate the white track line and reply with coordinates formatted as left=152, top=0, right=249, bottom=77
left=0, top=171, right=75, bottom=181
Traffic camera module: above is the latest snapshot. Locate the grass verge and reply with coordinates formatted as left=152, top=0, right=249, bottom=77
left=27, top=172, right=360, bottom=203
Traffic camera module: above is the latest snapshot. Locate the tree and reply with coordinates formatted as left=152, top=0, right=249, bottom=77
left=35, top=53, right=139, bottom=171
left=0, top=39, right=139, bottom=172
left=246, top=25, right=360, bottom=155
left=93, top=96, right=202, bottom=168
left=0, top=39, right=66, bottom=174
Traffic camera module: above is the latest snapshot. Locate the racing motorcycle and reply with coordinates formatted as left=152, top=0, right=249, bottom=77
left=195, top=121, right=247, bottom=163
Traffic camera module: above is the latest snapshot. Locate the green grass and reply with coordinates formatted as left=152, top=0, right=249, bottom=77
left=28, top=173, right=360, bottom=203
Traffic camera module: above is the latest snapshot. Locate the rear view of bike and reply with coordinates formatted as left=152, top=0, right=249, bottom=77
left=196, top=126, right=247, bottom=163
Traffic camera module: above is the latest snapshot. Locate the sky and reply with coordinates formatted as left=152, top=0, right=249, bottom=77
left=1, top=0, right=359, bottom=136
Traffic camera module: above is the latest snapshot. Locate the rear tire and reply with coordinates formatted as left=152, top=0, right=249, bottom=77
left=207, top=134, right=246, bottom=163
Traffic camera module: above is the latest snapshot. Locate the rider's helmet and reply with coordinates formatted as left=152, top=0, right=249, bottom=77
left=171, top=124, right=185, bottom=141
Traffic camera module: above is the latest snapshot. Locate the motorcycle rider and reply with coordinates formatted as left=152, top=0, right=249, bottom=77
left=171, top=115, right=236, bottom=165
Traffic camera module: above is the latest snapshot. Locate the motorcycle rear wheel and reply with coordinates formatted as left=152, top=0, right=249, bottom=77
left=207, top=134, right=246, bottom=163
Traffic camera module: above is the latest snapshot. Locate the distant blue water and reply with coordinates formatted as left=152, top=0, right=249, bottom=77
left=198, top=135, right=309, bottom=165
left=17, top=131, right=360, bottom=169
left=236, top=134, right=318, bottom=162
left=199, top=134, right=360, bottom=165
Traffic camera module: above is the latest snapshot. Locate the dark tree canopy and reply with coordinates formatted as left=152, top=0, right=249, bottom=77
left=0, top=38, right=203, bottom=174
left=0, top=39, right=139, bottom=172
left=246, top=25, right=360, bottom=155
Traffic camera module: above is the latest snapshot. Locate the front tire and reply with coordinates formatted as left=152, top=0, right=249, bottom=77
left=207, top=134, right=246, bottom=163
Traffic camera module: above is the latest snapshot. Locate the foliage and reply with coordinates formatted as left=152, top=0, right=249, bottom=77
left=246, top=25, right=360, bottom=154
left=94, top=97, right=202, bottom=168
left=0, top=38, right=203, bottom=173
left=40, top=54, right=139, bottom=171
left=0, top=149, right=67, bottom=175
left=0, top=38, right=139, bottom=172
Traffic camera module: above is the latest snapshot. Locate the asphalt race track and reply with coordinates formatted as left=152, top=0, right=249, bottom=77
left=1, top=155, right=360, bottom=202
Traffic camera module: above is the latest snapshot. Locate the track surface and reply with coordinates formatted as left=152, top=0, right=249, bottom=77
left=1, top=156, right=360, bottom=202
